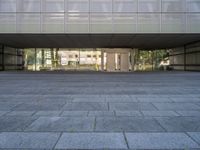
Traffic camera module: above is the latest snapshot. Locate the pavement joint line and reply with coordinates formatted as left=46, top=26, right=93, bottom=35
left=114, top=110, right=117, bottom=117
left=31, top=111, right=38, bottom=116
left=52, top=132, right=63, bottom=150
left=22, top=117, right=39, bottom=131
left=154, top=118, right=168, bottom=132
left=107, top=102, right=110, bottom=111
left=185, top=132, right=200, bottom=146
left=139, top=110, right=144, bottom=117
left=58, top=110, right=63, bottom=117
left=122, top=132, right=129, bottom=149
left=93, top=117, right=97, bottom=131
left=151, top=102, right=160, bottom=111
left=174, top=110, right=182, bottom=116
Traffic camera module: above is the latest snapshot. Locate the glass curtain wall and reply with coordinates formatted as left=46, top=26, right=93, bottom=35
left=135, top=50, right=169, bottom=71
left=24, top=48, right=102, bottom=71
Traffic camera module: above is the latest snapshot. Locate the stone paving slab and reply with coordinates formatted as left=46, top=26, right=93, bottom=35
left=25, top=117, right=95, bottom=132
left=0, top=72, right=200, bottom=149
left=0, top=111, right=8, bottom=116
left=61, top=111, right=88, bottom=117
left=106, top=97, right=137, bottom=102
left=72, top=97, right=106, bottom=102
left=13, top=102, right=65, bottom=111
left=34, top=111, right=61, bottom=116
left=0, top=116, right=37, bottom=131
left=63, top=102, right=108, bottom=111
left=0, top=102, right=22, bottom=111
left=0, top=132, right=60, bottom=149
left=137, top=97, right=173, bottom=102
left=110, top=102, right=157, bottom=111
left=88, top=111, right=115, bottom=117
left=142, top=111, right=179, bottom=117
left=188, top=132, right=200, bottom=145
left=176, top=111, right=200, bottom=116
left=95, top=117, right=165, bottom=132
left=115, top=111, right=142, bottom=117
left=6, top=111, right=35, bottom=116
left=125, top=133, right=199, bottom=149
left=153, top=103, right=200, bottom=110
left=170, top=97, right=200, bottom=102
left=55, top=133, right=127, bottom=149
left=156, top=117, right=200, bottom=132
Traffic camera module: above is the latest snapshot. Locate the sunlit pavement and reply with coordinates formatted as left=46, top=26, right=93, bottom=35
left=0, top=71, right=200, bottom=150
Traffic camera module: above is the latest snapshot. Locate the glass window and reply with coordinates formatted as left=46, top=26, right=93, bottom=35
left=42, top=0, right=64, bottom=12
left=162, top=0, right=186, bottom=12
left=187, top=0, right=200, bottom=12
left=0, top=0, right=16, bottom=12
left=66, top=13, right=89, bottom=33
left=90, top=0, right=112, bottom=12
left=17, top=0, right=40, bottom=12
left=17, top=13, right=40, bottom=33
left=113, top=13, right=137, bottom=33
left=68, top=0, right=89, bottom=12
left=138, top=13, right=160, bottom=32
left=113, top=0, right=137, bottom=12
left=42, top=13, right=64, bottom=33
left=90, top=13, right=112, bottom=33
left=138, top=0, right=160, bottom=12
left=162, top=13, right=185, bottom=33
left=0, top=14, right=16, bottom=33
left=187, top=14, right=200, bottom=33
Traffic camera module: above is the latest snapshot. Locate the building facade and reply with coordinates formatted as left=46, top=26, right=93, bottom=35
left=0, top=0, right=200, bottom=71
left=0, top=0, right=200, bottom=34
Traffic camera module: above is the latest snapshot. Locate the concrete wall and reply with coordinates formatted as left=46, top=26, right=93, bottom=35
left=0, top=45, right=24, bottom=71
left=169, top=42, right=200, bottom=71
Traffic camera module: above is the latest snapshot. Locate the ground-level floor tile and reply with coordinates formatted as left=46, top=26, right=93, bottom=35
left=153, top=103, right=200, bottom=111
left=0, top=132, right=60, bottom=149
left=0, top=116, right=37, bottom=131
left=156, top=117, right=200, bottom=132
left=125, top=132, right=199, bottom=149
left=0, top=111, right=8, bottom=116
left=115, top=111, right=142, bottom=117
left=187, top=132, right=200, bottom=145
left=33, top=111, right=61, bottom=116
left=142, top=111, right=179, bottom=117
left=110, top=103, right=157, bottom=111
left=95, top=117, right=164, bottom=132
left=6, top=111, right=35, bottom=116
left=61, top=111, right=88, bottom=117
left=177, top=111, right=200, bottom=116
left=25, top=117, right=95, bottom=132
left=88, top=111, right=115, bottom=117
left=63, top=102, right=108, bottom=111
left=55, top=133, right=127, bottom=149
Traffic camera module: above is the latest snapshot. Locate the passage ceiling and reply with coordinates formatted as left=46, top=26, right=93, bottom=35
left=0, top=34, right=200, bottom=49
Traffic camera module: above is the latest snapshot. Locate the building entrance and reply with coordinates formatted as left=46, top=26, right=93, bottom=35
left=103, top=49, right=130, bottom=72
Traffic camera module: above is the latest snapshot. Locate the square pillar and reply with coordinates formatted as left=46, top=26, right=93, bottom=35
left=101, top=50, right=104, bottom=71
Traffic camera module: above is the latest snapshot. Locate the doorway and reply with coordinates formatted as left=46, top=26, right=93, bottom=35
left=104, top=49, right=130, bottom=72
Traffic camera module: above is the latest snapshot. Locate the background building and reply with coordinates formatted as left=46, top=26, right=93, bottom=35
left=0, top=0, right=200, bottom=71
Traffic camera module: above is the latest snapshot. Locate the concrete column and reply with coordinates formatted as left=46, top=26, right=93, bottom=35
left=106, top=53, right=115, bottom=72
left=184, top=45, right=186, bottom=71
left=130, top=49, right=139, bottom=71
left=101, top=49, right=104, bottom=71
left=120, top=53, right=129, bottom=72
left=34, top=48, right=37, bottom=71
left=2, top=45, right=5, bottom=71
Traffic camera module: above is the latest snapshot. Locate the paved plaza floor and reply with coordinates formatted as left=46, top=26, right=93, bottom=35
left=0, top=71, right=200, bottom=150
